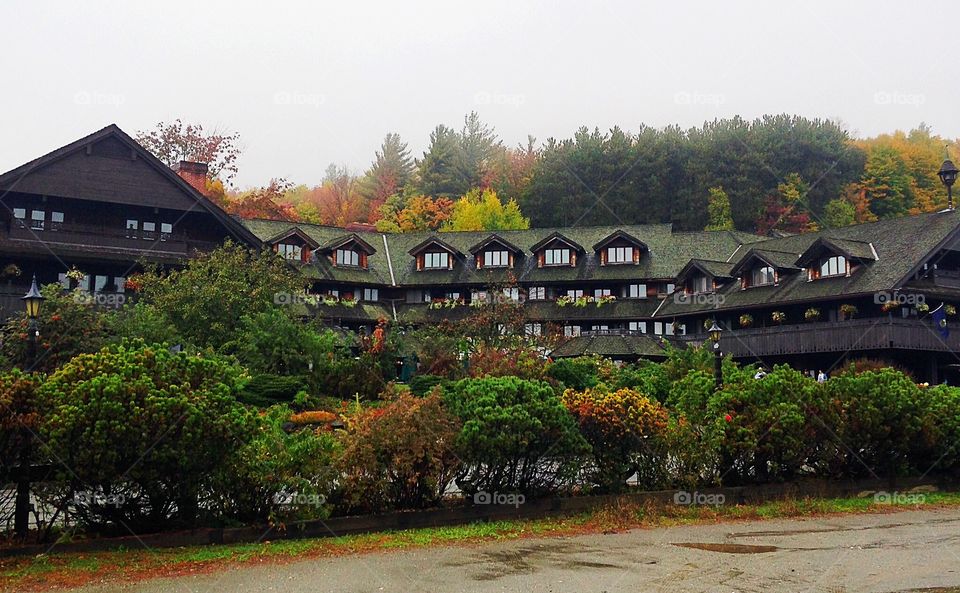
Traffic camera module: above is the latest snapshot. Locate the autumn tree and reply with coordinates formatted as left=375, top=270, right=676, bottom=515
left=704, top=186, right=734, bottom=231
left=755, top=173, right=818, bottom=235
left=227, top=179, right=299, bottom=221
left=443, top=188, right=529, bottom=232
left=136, top=119, right=242, bottom=185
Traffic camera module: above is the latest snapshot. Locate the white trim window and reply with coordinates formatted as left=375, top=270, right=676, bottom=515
left=362, top=288, right=379, bottom=301
left=424, top=252, right=449, bottom=269
left=277, top=243, right=302, bottom=260
left=544, top=248, right=571, bottom=266
left=594, top=288, right=611, bottom=298
left=528, top=286, right=547, bottom=300
left=628, top=321, right=647, bottom=333
left=819, top=255, right=846, bottom=277
left=628, top=283, right=647, bottom=299
left=691, top=275, right=710, bottom=293
left=524, top=323, right=542, bottom=336
left=606, top=246, right=633, bottom=263
left=502, top=287, right=520, bottom=303
left=484, top=250, right=509, bottom=267
left=563, top=325, right=581, bottom=337
left=752, top=266, right=775, bottom=286
left=336, top=248, right=360, bottom=266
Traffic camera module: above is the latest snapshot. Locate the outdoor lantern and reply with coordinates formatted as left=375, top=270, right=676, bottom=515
left=939, top=159, right=959, bottom=188
left=707, top=321, right=723, bottom=345
left=21, top=275, right=44, bottom=319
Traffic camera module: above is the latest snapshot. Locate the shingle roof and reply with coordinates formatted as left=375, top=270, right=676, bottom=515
left=657, top=210, right=960, bottom=317
left=550, top=334, right=672, bottom=358
left=240, top=219, right=760, bottom=288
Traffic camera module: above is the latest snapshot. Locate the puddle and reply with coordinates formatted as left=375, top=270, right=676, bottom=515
left=673, top=542, right=779, bottom=554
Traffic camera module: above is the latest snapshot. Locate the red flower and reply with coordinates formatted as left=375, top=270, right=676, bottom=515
left=724, top=414, right=733, bottom=422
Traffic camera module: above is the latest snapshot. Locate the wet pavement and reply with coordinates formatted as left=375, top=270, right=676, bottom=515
left=83, top=507, right=960, bottom=593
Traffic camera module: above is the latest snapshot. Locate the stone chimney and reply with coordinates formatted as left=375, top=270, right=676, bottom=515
left=174, top=161, right=209, bottom=195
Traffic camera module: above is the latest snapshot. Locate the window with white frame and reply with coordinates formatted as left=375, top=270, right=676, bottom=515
left=606, top=246, right=633, bottom=264
left=13, top=208, right=25, bottom=223
left=30, top=210, right=44, bottom=230
left=424, top=251, right=449, bottom=269
left=752, top=266, right=775, bottom=286
left=691, top=275, right=710, bottom=293
left=50, top=211, right=64, bottom=231
left=544, top=248, right=571, bottom=266
left=591, top=324, right=609, bottom=331
left=444, top=291, right=461, bottom=300
left=502, top=287, right=520, bottom=302
left=142, top=221, right=156, bottom=240
left=277, top=243, right=302, bottom=260
left=484, top=250, right=509, bottom=267
left=594, top=288, right=611, bottom=298
left=528, top=286, right=547, bottom=300
left=628, top=283, right=647, bottom=299
left=819, top=255, right=846, bottom=278
left=471, top=290, right=488, bottom=303
left=566, top=289, right=584, bottom=299
left=363, top=288, right=379, bottom=301
left=628, top=321, right=647, bottom=333
left=563, top=325, right=581, bottom=337
left=336, top=248, right=360, bottom=266
left=654, top=321, right=664, bottom=335
left=524, top=323, right=542, bottom=336
left=160, top=222, right=172, bottom=241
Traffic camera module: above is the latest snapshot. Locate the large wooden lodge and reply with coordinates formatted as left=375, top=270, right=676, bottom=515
left=3, top=125, right=960, bottom=382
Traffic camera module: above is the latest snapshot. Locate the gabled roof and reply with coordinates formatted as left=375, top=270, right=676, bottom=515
left=530, top=232, right=584, bottom=253
left=407, top=236, right=462, bottom=257
left=265, top=226, right=321, bottom=249
left=468, top=234, right=524, bottom=255
left=795, top=237, right=878, bottom=267
left=318, top=233, right=377, bottom=255
left=729, top=248, right=802, bottom=277
left=676, top=259, right=735, bottom=284
left=0, top=124, right=261, bottom=247
left=591, top=229, right=648, bottom=252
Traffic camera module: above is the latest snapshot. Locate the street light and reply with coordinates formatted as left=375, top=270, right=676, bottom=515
left=938, top=156, right=958, bottom=211
left=707, top=320, right=723, bottom=390
left=14, top=275, right=43, bottom=540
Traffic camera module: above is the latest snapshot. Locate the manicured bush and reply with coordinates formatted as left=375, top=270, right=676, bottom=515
left=920, top=384, right=960, bottom=475
left=821, top=368, right=928, bottom=478
left=708, top=365, right=828, bottom=483
left=561, top=386, right=668, bottom=492
left=546, top=357, right=600, bottom=391
left=238, top=374, right=308, bottom=407
left=609, top=362, right=671, bottom=402
left=336, top=392, right=461, bottom=513
left=408, top=374, right=446, bottom=397
left=38, top=341, right=256, bottom=532
left=211, top=405, right=340, bottom=524
left=443, top=376, right=590, bottom=498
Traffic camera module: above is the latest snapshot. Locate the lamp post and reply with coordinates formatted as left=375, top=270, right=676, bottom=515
left=707, top=321, right=723, bottom=391
left=938, top=155, right=958, bottom=211
left=14, top=275, right=43, bottom=539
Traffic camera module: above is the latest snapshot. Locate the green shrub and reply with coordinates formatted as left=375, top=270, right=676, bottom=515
left=211, top=405, right=340, bottom=524
left=0, top=369, right=40, bottom=474
left=822, top=368, right=927, bottom=478
left=239, top=374, right=308, bottom=407
left=337, top=392, right=460, bottom=513
left=38, top=341, right=256, bottom=532
left=443, top=376, right=590, bottom=498
left=408, top=374, right=446, bottom=397
left=609, top=362, right=671, bottom=402
left=921, top=384, right=960, bottom=475
left=546, top=357, right=600, bottom=391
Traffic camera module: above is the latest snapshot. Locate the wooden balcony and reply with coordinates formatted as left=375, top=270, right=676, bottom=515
left=680, top=317, right=960, bottom=357
left=3, top=221, right=219, bottom=256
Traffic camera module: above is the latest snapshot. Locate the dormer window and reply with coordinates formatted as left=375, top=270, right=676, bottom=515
left=544, top=248, right=571, bottom=266
left=819, top=255, right=846, bottom=278
left=484, top=250, right=509, bottom=267
left=277, top=243, right=302, bottom=261
left=690, top=274, right=710, bottom=294
left=335, top=248, right=360, bottom=267
left=424, top=252, right=449, bottom=269
left=752, top=266, right=776, bottom=286
left=606, top=246, right=633, bottom=264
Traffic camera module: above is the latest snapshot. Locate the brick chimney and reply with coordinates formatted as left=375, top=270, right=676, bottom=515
left=174, top=161, right=209, bottom=195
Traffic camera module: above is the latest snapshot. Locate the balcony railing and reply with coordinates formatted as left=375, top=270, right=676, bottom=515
left=3, top=222, right=219, bottom=255
left=679, top=316, right=960, bottom=357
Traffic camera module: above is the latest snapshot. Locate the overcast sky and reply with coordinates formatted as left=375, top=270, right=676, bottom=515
left=1, top=0, right=955, bottom=188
